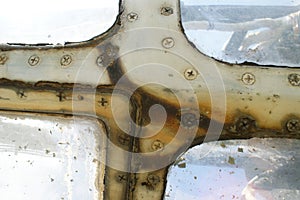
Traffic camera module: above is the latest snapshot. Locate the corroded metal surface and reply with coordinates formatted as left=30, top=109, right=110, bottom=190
left=0, top=0, right=299, bottom=199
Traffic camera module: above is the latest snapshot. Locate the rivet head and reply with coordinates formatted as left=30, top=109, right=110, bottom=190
left=182, top=113, right=199, bottom=128
left=28, top=55, right=40, bottom=66
left=242, top=73, right=255, bottom=85
left=184, top=68, right=198, bottom=80
left=286, top=119, right=299, bottom=132
left=161, top=7, right=173, bottom=16
left=288, top=73, right=300, bottom=86
left=127, top=12, right=138, bottom=22
left=0, top=54, right=8, bottom=65
left=151, top=140, right=164, bottom=151
left=60, top=55, right=72, bottom=67
left=162, top=37, right=175, bottom=49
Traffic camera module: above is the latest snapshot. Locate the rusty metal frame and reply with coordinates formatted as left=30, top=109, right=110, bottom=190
left=0, top=0, right=299, bottom=199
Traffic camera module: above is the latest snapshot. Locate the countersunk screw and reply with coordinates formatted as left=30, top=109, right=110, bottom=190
left=0, top=54, right=8, bottom=65
left=96, top=56, right=104, bottom=67
left=116, top=174, right=127, bottom=183
left=162, top=37, right=175, bottom=49
left=182, top=113, right=199, bottom=128
left=242, top=73, right=255, bottom=85
left=147, top=174, right=160, bottom=186
left=151, top=140, right=164, bottom=151
left=127, top=12, right=138, bottom=22
left=161, top=7, right=173, bottom=16
left=98, top=97, right=108, bottom=107
left=28, top=55, right=40, bottom=66
left=60, top=55, right=72, bottom=67
left=118, top=134, right=130, bottom=145
left=184, top=68, right=198, bottom=80
left=288, top=73, right=300, bottom=86
left=286, top=119, right=299, bottom=132
left=236, top=117, right=255, bottom=133
left=17, top=90, right=27, bottom=99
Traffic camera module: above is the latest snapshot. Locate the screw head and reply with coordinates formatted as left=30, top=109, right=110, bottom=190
left=151, top=140, right=164, bottom=151
left=184, top=68, right=198, bottom=80
left=242, top=73, right=255, bottom=85
left=96, top=55, right=104, bottom=67
left=286, top=119, right=299, bottom=132
left=236, top=117, right=255, bottom=133
left=60, top=55, right=72, bottom=67
left=161, top=7, right=173, bottom=16
left=0, top=54, right=8, bottom=65
left=162, top=37, right=175, bottom=49
left=118, top=134, right=130, bottom=145
left=182, top=113, right=199, bottom=128
left=147, top=174, right=160, bottom=185
left=127, top=12, right=138, bottom=22
left=288, top=73, right=300, bottom=86
left=28, top=55, right=40, bottom=66
left=17, top=90, right=27, bottom=99
left=116, top=174, right=127, bottom=183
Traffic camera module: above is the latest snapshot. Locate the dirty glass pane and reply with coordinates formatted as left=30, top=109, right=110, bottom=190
left=165, top=138, right=300, bottom=200
left=181, top=0, right=300, bottom=67
left=0, top=0, right=119, bottom=44
left=0, top=113, right=106, bottom=200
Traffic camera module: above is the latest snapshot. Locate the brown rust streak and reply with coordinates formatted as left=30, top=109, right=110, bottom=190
left=0, top=79, right=137, bottom=200
left=129, top=169, right=168, bottom=200
left=0, top=73, right=299, bottom=200
left=131, top=84, right=300, bottom=154
left=127, top=77, right=300, bottom=199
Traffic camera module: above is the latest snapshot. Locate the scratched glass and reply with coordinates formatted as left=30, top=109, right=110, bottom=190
left=0, top=113, right=106, bottom=200
left=181, top=0, right=300, bottom=67
left=0, top=0, right=119, bottom=44
left=165, top=138, right=300, bottom=200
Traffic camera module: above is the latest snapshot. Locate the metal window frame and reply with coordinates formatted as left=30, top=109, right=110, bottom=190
left=0, top=0, right=299, bottom=199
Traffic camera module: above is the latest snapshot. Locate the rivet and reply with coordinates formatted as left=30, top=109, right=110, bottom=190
left=286, top=119, right=299, bottom=132
left=127, top=12, right=138, bottom=22
left=182, top=113, right=199, bottom=128
left=161, top=7, right=173, bottom=16
left=60, top=55, right=72, bottom=67
left=162, top=37, right=175, bottom=49
left=0, top=54, right=8, bottom=65
left=184, top=68, right=198, bottom=80
left=288, top=73, right=300, bottom=87
left=147, top=174, right=160, bottom=185
left=151, top=140, right=164, bottom=151
left=28, top=55, right=40, bottom=66
left=242, top=73, right=255, bottom=85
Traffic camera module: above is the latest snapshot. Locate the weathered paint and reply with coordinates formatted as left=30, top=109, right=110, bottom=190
left=0, top=0, right=299, bottom=200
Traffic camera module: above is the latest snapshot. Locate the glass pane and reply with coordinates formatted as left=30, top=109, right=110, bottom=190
left=165, top=138, right=300, bottom=200
left=181, top=0, right=300, bottom=67
left=0, top=0, right=119, bottom=44
left=0, top=113, right=106, bottom=200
